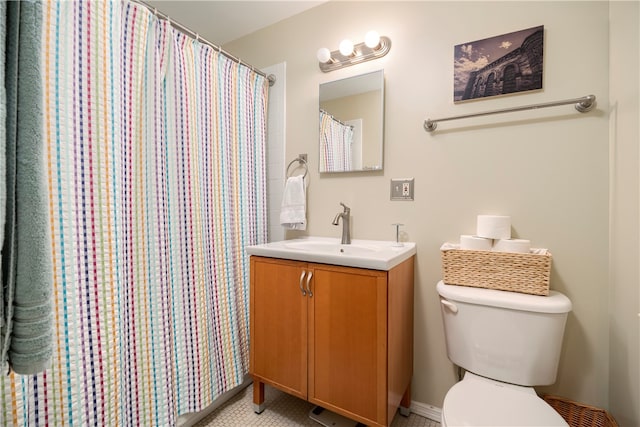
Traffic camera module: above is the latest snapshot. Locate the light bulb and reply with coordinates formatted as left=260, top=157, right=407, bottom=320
left=339, top=39, right=354, bottom=56
left=316, top=47, right=332, bottom=63
left=364, top=31, right=380, bottom=49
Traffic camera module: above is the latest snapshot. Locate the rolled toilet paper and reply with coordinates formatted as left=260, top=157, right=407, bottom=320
left=460, top=234, right=493, bottom=251
left=476, top=215, right=511, bottom=239
left=492, top=238, right=531, bottom=253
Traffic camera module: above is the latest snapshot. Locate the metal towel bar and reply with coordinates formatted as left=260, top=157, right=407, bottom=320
left=286, top=156, right=308, bottom=179
left=424, top=94, right=596, bottom=132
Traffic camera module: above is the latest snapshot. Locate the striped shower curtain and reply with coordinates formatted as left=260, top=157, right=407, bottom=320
left=319, top=110, right=353, bottom=172
left=0, top=1, right=268, bottom=425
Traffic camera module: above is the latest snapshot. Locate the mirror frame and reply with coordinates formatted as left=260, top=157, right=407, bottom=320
left=318, top=69, right=384, bottom=173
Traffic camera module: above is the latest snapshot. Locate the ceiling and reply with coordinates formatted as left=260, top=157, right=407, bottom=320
left=145, top=1, right=326, bottom=45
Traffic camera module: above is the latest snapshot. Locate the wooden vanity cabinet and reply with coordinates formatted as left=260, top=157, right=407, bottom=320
left=250, top=255, right=414, bottom=427
left=250, top=257, right=309, bottom=400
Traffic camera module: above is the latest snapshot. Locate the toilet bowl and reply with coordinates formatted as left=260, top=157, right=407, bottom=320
left=441, top=372, right=568, bottom=426
left=437, top=280, right=572, bottom=427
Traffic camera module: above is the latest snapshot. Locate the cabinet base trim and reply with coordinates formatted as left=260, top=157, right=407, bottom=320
left=309, top=406, right=367, bottom=427
left=409, top=400, right=442, bottom=423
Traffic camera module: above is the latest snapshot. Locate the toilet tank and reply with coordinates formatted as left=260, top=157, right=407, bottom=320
left=437, top=280, right=572, bottom=386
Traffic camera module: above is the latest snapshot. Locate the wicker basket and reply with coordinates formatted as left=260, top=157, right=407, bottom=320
left=440, top=246, right=552, bottom=296
left=543, top=395, right=618, bottom=427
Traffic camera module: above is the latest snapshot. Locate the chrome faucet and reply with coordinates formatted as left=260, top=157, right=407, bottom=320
left=332, top=202, right=351, bottom=244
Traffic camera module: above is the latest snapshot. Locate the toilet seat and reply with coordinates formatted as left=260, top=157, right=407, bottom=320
left=441, top=372, right=568, bottom=427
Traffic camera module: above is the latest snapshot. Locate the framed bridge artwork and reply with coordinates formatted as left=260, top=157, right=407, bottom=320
left=454, top=26, right=544, bottom=102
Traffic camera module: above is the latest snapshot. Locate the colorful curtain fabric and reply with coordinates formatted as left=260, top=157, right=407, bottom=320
left=319, top=109, right=353, bottom=172
left=0, top=1, right=268, bottom=425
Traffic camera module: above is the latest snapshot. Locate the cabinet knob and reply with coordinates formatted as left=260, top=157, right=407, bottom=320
left=299, top=271, right=307, bottom=296
left=305, top=271, right=313, bottom=297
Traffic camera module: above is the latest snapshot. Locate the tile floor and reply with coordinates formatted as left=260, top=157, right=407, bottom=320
left=195, top=384, right=440, bottom=427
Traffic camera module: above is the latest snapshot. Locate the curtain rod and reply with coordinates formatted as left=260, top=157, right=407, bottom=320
left=320, top=109, right=353, bottom=129
left=130, top=0, right=276, bottom=87
left=424, top=94, right=596, bottom=132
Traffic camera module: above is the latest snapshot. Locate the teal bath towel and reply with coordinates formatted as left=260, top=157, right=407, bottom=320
left=0, top=0, right=7, bottom=333
left=1, top=0, right=53, bottom=375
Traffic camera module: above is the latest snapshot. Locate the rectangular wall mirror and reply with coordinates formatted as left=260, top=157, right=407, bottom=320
left=319, top=69, right=384, bottom=173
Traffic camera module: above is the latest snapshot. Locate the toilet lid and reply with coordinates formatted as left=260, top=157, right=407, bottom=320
left=442, top=373, right=568, bottom=426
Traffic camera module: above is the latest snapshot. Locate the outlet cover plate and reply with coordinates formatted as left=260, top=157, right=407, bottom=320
left=390, top=178, right=414, bottom=201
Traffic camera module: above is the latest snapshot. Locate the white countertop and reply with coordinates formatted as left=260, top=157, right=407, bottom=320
left=246, top=236, right=416, bottom=271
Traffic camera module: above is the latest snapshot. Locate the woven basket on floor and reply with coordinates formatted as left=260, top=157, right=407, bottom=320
left=441, top=247, right=552, bottom=296
left=543, top=395, right=618, bottom=427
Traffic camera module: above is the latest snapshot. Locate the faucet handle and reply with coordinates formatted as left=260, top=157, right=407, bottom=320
left=391, top=223, right=404, bottom=247
left=339, top=202, right=350, bottom=213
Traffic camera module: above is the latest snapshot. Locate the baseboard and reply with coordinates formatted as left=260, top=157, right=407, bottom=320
left=409, top=400, right=442, bottom=423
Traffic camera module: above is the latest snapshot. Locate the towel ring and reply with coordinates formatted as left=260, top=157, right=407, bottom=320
left=286, top=157, right=308, bottom=179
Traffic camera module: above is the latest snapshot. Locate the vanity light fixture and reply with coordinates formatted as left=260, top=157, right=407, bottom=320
left=316, top=31, right=391, bottom=73
left=339, top=39, right=355, bottom=57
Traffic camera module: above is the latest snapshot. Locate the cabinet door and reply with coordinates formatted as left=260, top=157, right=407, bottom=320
left=250, top=257, right=308, bottom=399
left=308, top=264, right=388, bottom=425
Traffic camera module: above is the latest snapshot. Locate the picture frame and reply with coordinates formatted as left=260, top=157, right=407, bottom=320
left=454, top=26, right=544, bottom=102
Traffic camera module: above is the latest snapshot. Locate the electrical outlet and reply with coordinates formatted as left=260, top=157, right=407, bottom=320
left=390, top=178, right=414, bottom=201
left=402, top=182, right=410, bottom=196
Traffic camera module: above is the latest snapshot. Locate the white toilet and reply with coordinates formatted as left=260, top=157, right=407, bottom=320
left=437, top=280, right=572, bottom=427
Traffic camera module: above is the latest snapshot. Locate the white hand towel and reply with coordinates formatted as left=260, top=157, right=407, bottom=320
left=280, top=175, right=306, bottom=230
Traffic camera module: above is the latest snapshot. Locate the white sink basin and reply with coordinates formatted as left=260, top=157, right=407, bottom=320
left=284, top=240, right=381, bottom=255
left=246, top=237, right=416, bottom=270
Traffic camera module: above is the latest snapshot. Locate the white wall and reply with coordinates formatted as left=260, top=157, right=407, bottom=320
left=262, top=62, right=287, bottom=242
left=225, top=1, right=639, bottom=424
left=608, top=2, right=639, bottom=426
